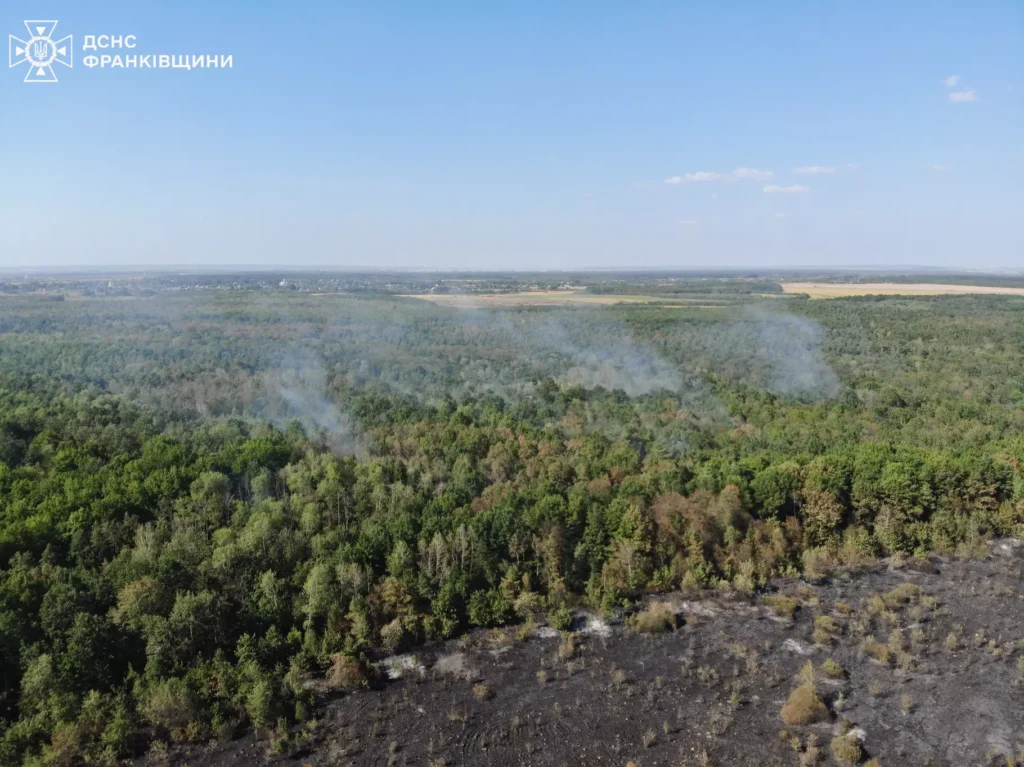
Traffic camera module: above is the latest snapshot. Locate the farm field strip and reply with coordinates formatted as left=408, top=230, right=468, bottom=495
left=781, top=282, right=1024, bottom=298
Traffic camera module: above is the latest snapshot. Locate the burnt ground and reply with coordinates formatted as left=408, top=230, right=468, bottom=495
left=145, top=540, right=1024, bottom=767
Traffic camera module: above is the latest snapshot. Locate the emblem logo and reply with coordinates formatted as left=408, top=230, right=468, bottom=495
left=9, top=21, right=73, bottom=82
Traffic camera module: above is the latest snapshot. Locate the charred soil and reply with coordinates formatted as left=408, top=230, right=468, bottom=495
left=142, top=542, right=1024, bottom=767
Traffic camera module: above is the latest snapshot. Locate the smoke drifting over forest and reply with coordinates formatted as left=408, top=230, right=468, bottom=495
left=449, top=308, right=686, bottom=397
left=0, top=284, right=846, bottom=458
left=263, top=354, right=361, bottom=455
left=190, top=297, right=843, bottom=453
left=748, top=309, right=841, bottom=399
left=692, top=307, right=842, bottom=400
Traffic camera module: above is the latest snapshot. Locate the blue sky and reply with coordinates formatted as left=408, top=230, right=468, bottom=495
left=1, top=1, right=1021, bottom=270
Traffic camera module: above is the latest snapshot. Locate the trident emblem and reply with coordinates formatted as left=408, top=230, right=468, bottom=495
left=9, top=20, right=73, bottom=83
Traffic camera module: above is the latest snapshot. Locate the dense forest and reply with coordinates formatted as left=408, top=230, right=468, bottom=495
left=2, top=278, right=1024, bottom=764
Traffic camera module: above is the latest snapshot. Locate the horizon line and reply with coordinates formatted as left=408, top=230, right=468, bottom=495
left=3, top=264, right=1022, bottom=276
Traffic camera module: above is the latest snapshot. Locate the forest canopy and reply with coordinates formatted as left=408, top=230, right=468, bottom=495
left=2, top=278, right=1024, bottom=764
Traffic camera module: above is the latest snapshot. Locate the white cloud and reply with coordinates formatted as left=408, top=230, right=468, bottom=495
left=664, top=167, right=773, bottom=184
left=792, top=165, right=836, bottom=175
left=944, top=74, right=960, bottom=88
left=680, top=219, right=700, bottom=229
left=846, top=162, right=860, bottom=171
left=773, top=212, right=789, bottom=219
left=949, top=88, right=977, bottom=102
left=763, top=184, right=809, bottom=194
left=926, top=163, right=949, bottom=171
left=665, top=171, right=726, bottom=184
left=732, top=167, right=774, bottom=182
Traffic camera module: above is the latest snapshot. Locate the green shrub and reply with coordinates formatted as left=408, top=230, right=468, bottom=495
left=814, top=615, right=839, bottom=633
left=821, top=658, right=845, bottom=679
left=779, top=685, right=829, bottom=726
left=547, top=607, right=573, bottom=631
left=883, top=583, right=922, bottom=607
left=830, top=734, right=862, bottom=765
left=764, top=594, right=797, bottom=617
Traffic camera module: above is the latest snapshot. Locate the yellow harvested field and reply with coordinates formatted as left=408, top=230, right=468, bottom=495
left=400, top=291, right=697, bottom=307
left=781, top=282, right=1024, bottom=299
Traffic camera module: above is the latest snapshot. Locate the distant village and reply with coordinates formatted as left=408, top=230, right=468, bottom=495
left=0, top=271, right=585, bottom=298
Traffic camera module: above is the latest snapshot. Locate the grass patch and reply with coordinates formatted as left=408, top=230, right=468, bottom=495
left=630, top=603, right=677, bottom=633
left=813, top=614, right=839, bottom=645
left=764, top=594, right=798, bottom=618
left=882, top=583, right=922, bottom=607
left=864, top=638, right=893, bottom=665
left=557, top=633, right=578, bottom=661
left=821, top=658, right=845, bottom=679
left=830, top=734, right=863, bottom=765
